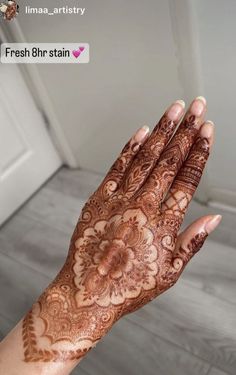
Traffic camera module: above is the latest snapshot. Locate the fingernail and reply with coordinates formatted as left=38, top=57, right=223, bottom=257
left=205, top=215, right=222, bottom=234
left=190, top=96, right=206, bottom=117
left=196, top=96, right=207, bottom=104
left=200, top=121, right=214, bottom=139
left=168, top=100, right=185, bottom=121
left=134, top=125, right=149, bottom=143
left=175, top=99, right=185, bottom=107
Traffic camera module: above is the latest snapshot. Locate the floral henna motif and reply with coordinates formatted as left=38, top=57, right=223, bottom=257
left=23, top=202, right=181, bottom=362
left=23, top=262, right=121, bottom=361
left=74, top=208, right=159, bottom=307
left=22, top=98, right=211, bottom=363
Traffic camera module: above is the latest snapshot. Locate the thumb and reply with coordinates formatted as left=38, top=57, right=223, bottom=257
left=169, top=214, right=222, bottom=279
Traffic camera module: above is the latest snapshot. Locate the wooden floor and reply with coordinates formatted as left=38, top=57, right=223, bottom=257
left=0, top=168, right=235, bottom=375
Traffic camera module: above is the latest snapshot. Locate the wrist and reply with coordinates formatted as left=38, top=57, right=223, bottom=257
left=22, top=276, right=116, bottom=363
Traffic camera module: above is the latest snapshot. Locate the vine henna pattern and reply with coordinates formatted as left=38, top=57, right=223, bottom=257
left=22, top=98, right=212, bottom=362
left=22, top=310, right=90, bottom=362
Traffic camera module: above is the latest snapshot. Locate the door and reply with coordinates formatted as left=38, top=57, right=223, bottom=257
left=0, top=63, right=62, bottom=225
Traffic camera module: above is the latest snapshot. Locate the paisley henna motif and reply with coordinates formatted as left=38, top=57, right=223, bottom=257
left=22, top=98, right=211, bottom=363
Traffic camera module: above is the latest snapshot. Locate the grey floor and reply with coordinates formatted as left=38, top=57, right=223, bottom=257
left=0, top=168, right=235, bottom=375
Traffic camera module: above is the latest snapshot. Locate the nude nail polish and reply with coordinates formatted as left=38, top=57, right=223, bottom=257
left=142, top=125, right=150, bottom=132
left=190, top=96, right=206, bottom=117
left=205, top=215, right=222, bottom=234
left=175, top=99, right=185, bottom=107
left=168, top=100, right=185, bottom=121
left=195, top=96, right=206, bottom=104
left=134, top=125, right=149, bottom=143
left=200, top=121, right=214, bottom=139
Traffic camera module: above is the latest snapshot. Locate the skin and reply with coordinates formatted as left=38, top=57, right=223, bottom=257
left=0, top=97, right=221, bottom=375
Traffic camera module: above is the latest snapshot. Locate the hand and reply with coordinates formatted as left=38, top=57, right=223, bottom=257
left=22, top=97, right=221, bottom=363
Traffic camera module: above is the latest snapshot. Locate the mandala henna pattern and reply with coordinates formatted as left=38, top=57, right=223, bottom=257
left=22, top=101, right=210, bottom=363
left=74, top=208, right=159, bottom=307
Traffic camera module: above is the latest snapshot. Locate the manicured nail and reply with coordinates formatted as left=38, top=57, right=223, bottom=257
left=200, top=121, right=214, bottom=139
left=175, top=99, right=185, bottom=107
left=196, top=96, right=207, bottom=104
left=190, top=96, right=206, bottom=117
left=134, top=125, right=149, bottom=143
left=168, top=100, right=185, bottom=121
left=205, top=215, right=222, bottom=234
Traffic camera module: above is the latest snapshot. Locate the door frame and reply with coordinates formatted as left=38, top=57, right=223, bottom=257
left=168, top=0, right=210, bottom=205
left=0, top=20, right=78, bottom=168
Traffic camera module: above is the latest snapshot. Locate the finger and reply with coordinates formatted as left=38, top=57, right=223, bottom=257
left=95, top=126, right=150, bottom=199
left=114, top=100, right=185, bottom=200
left=162, top=121, right=214, bottom=220
left=166, top=214, right=222, bottom=284
left=141, top=96, right=207, bottom=204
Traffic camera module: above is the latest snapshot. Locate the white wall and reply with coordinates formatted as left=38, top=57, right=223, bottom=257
left=8, top=0, right=236, bottom=207
left=14, top=0, right=183, bottom=173
left=192, top=0, right=236, bottom=205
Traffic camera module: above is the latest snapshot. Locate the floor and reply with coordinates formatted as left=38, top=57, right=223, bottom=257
left=0, top=167, right=235, bottom=375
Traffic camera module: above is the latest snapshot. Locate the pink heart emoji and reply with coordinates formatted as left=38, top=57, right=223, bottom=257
left=72, top=50, right=81, bottom=58
left=79, top=47, right=85, bottom=52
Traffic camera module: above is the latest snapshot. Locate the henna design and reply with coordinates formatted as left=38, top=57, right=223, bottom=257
left=172, top=137, right=210, bottom=194
left=112, top=114, right=178, bottom=200
left=23, top=197, right=184, bottom=362
left=174, top=232, right=207, bottom=272
left=142, top=114, right=201, bottom=203
left=74, top=208, right=159, bottom=307
left=22, top=100, right=210, bottom=363
left=162, top=231, right=208, bottom=288
left=22, top=198, right=181, bottom=362
left=163, top=136, right=210, bottom=219
left=23, top=310, right=90, bottom=362
left=95, top=136, right=142, bottom=200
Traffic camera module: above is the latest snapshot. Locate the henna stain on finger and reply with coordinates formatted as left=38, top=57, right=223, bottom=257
left=22, top=109, right=210, bottom=363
